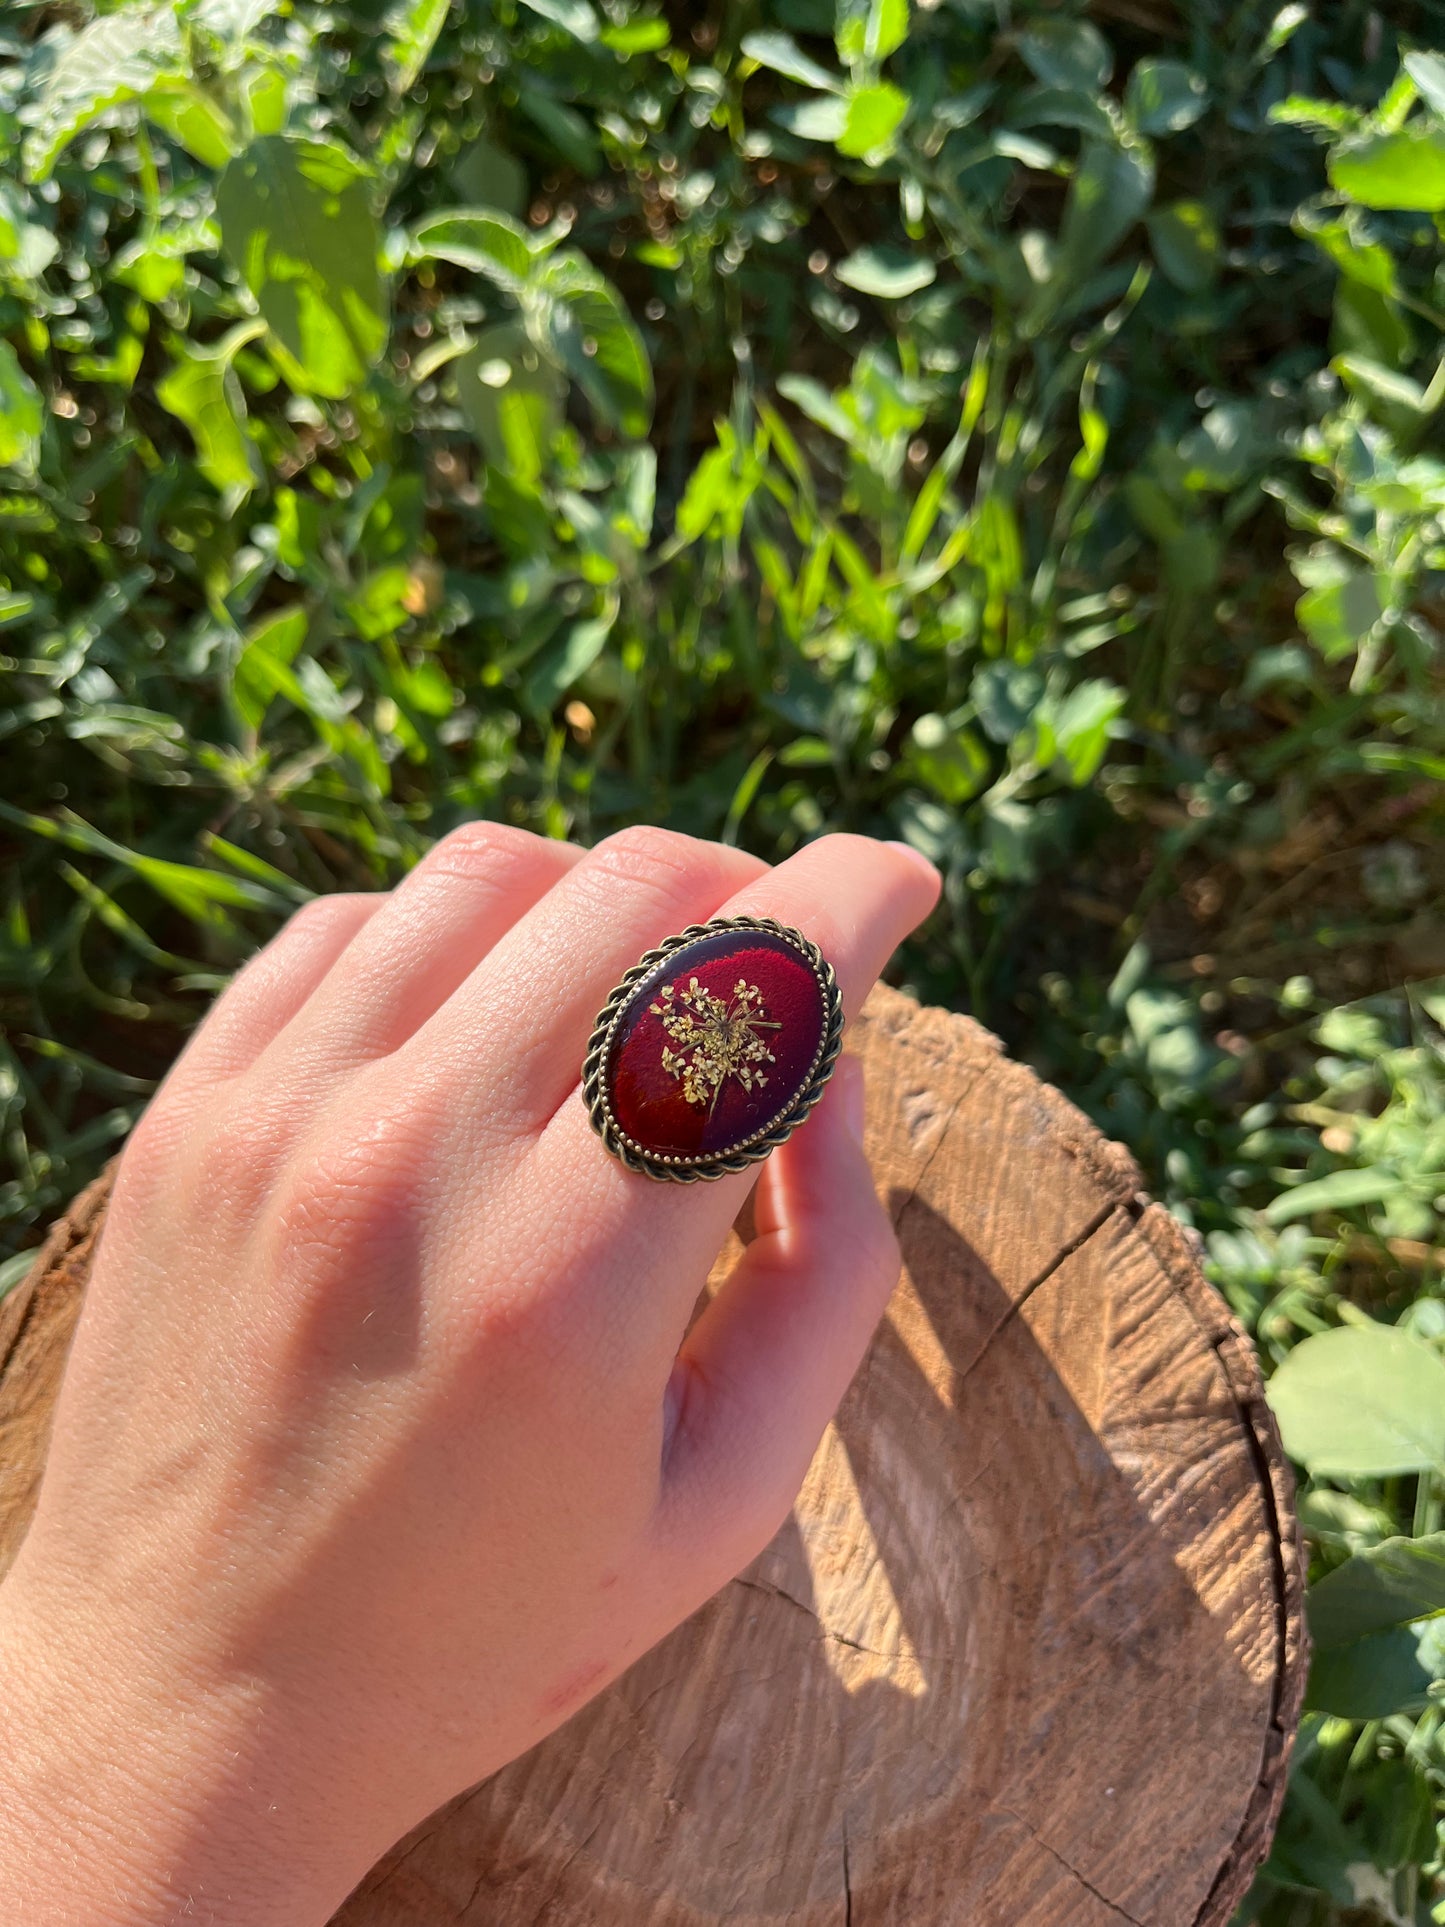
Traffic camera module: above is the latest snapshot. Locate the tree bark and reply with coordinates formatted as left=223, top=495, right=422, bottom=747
left=0, top=984, right=1305, bottom=1926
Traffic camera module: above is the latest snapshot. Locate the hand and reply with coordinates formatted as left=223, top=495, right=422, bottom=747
left=0, top=826, right=939, bottom=1926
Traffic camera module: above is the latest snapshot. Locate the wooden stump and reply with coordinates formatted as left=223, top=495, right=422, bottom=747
left=0, top=986, right=1304, bottom=1926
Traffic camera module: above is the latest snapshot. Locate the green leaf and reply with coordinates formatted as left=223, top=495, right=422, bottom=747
left=1403, top=50, right=1445, bottom=120
left=1266, top=1323, right=1445, bottom=1476
left=232, top=605, right=308, bottom=729
left=835, top=12, right=866, bottom=64
left=215, top=136, right=389, bottom=400
left=865, top=0, right=908, bottom=62
left=156, top=328, right=263, bottom=502
left=411, top=208, right=534, bottom=290
left=837, top=81, right=909, bottom=158
left=242, top=65, right=287, bottom=137
left=1270, top=95, right=1361, bottom=135
left=1333, top=353, right=1429, bottom=417
left=202, top=833, right=311, bottom=902
left=523, top=607, right=614, bottom=713
left=516, top=85, right=602, bottom=174
left=56, top=860, right=194, bottom=971
left=112, top=224, right=202, bottom=303
left=519, top=0, right=600, bottom=41
left=834, top=246, right=935, bottom=297
left=777, top=372, right=856, bottom=444
left=1260, top=3, right=1309, bottom=59
left=972, top=663, right=1043, bottom=744
left=772, top=97, right=850, bottom=141
left=0, top=341, right=43, bottom=472
left=345, top=567, right=414, bottom=642
left=1315, top=1005, right=1391, bottom=1059
left=982, top=793, right=1040, bottom=883
left=0, top=802, right=278, bottom=926
left=671, top=444, right=730, bottom=544
left=1264, top=1164, right=1406, bottom=1224
left=778, top=737, right=834, bottom=767
left=133, top=854, right=279, bottom=923
left=1125, top=58, right=1206, bottom=135
left=741, top=31, right=841, bottom=93
left=1056, top=139, right=1155, bottom=284
left=992, top=130, right=1059, bottom=169
left=382, top=0, right=451, bottom=91
left=1310, top=1626, right=1441, bottom=1718
left=1297, top=211, right=1399, bottom=297
left=723, top=749, right=775, bottom=843
left=0, top=182, right=59, bottom=284
left=1306, top=1621, right=1441, bottom=1719
left=1330, top=123, right=1445, bottom=212
left=1332, top=276, right=1413, bottom=368
left=1356, top=1753, right=1439, bottom=1869
left=187, top=0, right=275, bottom=43
left=451, top=136, right=528, bottom=216
left=908, top=713, right=989, bottom=804
left=1046, top=678, right=1125, bottom=784
left=1146, top=200, right=1220, bottom=291
left=23, top=4, right=182, bottom=181
left=1011, top=84, right=1114, bottom=140
left=536, top=255, right=653, bottom=438
left=1295, top=570, right=1384, bottom=661
left=455, top=323, right=562, bottom=480
left=1309, top=1534, right=1445, bottom=1648
left=1179, top=400, right=1253, bottom=490
left=141, top=79, right=239, bottom=165
left=600, top=18, right=669, bottom=54
left=1017, top=18, right=1111, bottom=92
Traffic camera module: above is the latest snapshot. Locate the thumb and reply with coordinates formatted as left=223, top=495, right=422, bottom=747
left=654, top=1053, right=899, bottom=1582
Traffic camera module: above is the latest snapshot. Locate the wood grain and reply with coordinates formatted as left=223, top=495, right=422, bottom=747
left=0, top=985, right=1304, bottom=1925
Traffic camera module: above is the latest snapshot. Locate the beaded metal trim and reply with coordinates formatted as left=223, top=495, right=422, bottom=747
left=582, top=914, right=845, bottom=1182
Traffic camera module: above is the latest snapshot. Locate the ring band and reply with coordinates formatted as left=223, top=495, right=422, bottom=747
left=582, top=915, right=845, bottom=1182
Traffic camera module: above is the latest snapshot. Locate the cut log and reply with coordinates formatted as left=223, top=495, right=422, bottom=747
left=0, top=985, right=1304, bottom=1926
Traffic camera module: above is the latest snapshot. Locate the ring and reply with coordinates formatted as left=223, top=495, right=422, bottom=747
left=582, top=915, right=845, bottom=1182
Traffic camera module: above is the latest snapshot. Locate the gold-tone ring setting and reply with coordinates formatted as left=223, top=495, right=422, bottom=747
left=582, top=915, right=844, bottom=1182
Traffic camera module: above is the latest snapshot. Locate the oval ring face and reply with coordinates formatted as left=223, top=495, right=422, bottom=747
left=583, top=919, right=843, bottom=1181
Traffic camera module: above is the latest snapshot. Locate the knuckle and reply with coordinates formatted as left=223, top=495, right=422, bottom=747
left=463, top=1278, right=556, bottom=1368
left=266, top=1121, right=425, bottom=1277
left=589, top=824, right=707, bottom=890
left=415, top=820, right=543, bottom=886
left=257, top=1129, right=429, bottom=1377
left=441, top=1234, right=608, bottom=1390
left=189, top=1102, right=296, bottom=1219
left=285, top=891, right=377, bottom=936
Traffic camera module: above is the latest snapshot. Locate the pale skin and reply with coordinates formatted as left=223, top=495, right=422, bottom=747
left=0, top=825, right=940, bottom=1926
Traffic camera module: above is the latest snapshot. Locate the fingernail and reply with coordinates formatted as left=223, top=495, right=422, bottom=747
left=886, top=839, right=941, bottom=885
left=840, top=1057, right=866, bottom=1141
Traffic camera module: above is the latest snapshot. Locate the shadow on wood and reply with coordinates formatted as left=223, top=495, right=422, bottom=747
left=0, top=985, right=1304, bottom=1926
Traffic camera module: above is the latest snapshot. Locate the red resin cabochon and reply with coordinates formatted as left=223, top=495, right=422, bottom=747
left=604, top=930, right=828, bottom=1162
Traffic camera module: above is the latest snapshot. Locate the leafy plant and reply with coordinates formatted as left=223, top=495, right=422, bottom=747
left=2, top=0, right=1445, bottom=1914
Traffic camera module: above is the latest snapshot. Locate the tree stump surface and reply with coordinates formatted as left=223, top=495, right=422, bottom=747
left=0, top=985, right=1304, bottom=1926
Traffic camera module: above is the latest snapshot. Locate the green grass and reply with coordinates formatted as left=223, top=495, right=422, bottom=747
left=2, top=0, right=1445, bottom=1915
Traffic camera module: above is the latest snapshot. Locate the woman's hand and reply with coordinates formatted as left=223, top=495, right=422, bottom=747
left=0, top=826, right=938, bottom=1926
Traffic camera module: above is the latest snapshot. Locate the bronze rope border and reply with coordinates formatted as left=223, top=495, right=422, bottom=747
left=581, top=915, right=846, bottom=1182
